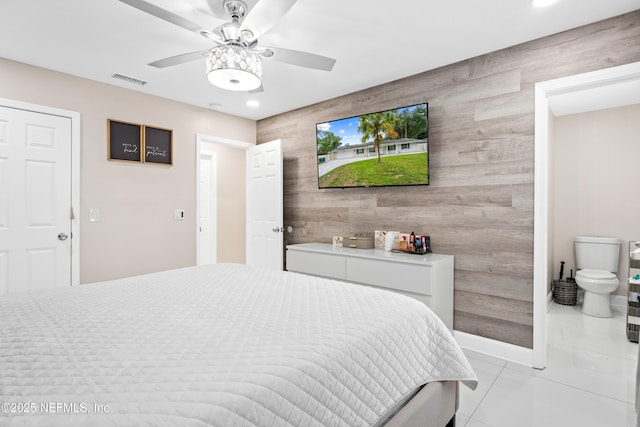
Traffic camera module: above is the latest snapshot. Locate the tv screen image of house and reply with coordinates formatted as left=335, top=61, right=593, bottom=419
left=316, top=103, right=428, bottom=189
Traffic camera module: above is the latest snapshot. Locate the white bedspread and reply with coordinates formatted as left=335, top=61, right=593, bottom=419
left=0, top=263, right=476, bottom=426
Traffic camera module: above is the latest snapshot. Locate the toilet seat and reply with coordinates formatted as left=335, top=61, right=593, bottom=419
left=575, top=269, right=616, bottom=281
left=575, top=268, right=619, bottom=295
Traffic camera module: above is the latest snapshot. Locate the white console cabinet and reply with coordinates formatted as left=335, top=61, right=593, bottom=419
left=286, top=243, right=454, bottom=330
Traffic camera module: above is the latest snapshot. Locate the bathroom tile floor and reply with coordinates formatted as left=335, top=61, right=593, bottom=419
left=456, top=302, right=637, bottom=427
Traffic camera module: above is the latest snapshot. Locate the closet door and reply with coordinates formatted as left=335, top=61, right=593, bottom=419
left=0, top=106, right=72, bottom=295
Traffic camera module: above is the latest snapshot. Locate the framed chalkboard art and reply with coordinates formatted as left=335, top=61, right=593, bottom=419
left=144, top=125, right=172, bottom=165
left=108, top=119, right=142, bottom=162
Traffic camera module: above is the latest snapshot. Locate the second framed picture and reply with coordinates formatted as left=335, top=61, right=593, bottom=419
left=144, top=126, right=172, bottom=165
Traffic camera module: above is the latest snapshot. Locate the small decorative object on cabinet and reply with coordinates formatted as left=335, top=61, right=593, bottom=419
left=345, top=236, right=374, bottom=249
left=628, top=240, right=640, bottom=342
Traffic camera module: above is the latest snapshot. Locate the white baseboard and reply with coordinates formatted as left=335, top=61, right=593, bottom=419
left=611, top=294, right=626, bottom=309
left=454, top=330, right=533, bottom=368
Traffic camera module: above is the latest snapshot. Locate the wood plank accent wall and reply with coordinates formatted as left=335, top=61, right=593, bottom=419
left=257, top=11, right=640, bottom=348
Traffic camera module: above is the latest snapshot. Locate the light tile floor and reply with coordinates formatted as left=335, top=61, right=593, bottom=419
left=457, top=302, right=637, bottom=427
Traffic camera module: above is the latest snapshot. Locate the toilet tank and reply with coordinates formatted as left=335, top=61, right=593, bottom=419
left=575, top=236, right=621, bottom=272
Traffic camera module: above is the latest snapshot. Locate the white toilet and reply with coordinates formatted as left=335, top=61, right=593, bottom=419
left=574, top=236, right=620, bottom=318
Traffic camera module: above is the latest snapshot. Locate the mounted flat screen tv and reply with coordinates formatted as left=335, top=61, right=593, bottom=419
left=316, top=103, right=428, bottom=189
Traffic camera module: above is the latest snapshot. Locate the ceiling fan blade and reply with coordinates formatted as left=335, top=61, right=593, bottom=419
left=242, top=0, right=298, bottom=40
left=119, top=0, right=210, bottom=36
left=263, top=47, right=336, bottom=71
left=149, top=50, right=209, bottom=68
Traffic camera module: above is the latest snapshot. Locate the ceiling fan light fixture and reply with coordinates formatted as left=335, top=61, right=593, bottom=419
left=206, top=45, right=262, bottom=91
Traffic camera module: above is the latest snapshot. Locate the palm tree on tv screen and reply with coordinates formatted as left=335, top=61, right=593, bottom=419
left=358, top=111, right=398, bottom=163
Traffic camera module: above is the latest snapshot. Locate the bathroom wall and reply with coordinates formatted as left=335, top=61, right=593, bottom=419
left=553, top=104, right=640, bottom=296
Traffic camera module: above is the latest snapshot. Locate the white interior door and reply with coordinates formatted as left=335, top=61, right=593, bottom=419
left=246, top=139, right=283, bottom=269
left=0, top=106, right=73, bottom=295
left=197, top=151, right=217, bottom=265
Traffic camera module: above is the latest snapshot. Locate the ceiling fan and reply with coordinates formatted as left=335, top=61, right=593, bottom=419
left=119, top=0, right=336, bottom=92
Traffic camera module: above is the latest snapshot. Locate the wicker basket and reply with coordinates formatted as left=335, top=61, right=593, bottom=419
left=552, top=279, right=577, bottom=306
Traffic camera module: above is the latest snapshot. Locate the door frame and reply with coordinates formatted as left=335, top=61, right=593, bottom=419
left=195, top=133, right=253, bottom=265
left=533, top=61, right=640, bottom=369
left=0, top=98, right=81, bottom=286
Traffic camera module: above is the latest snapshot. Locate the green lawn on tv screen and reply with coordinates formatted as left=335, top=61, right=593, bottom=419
left=319, top=152, right=429, bottom=188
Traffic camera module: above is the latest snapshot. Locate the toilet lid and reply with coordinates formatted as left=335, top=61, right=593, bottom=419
left=576, top=269, right=616, bottom=280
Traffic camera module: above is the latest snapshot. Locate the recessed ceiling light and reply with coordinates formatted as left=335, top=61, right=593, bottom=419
left=532, top=0, right=558, bottom=7
left=247, top=100, right=260, bottom=107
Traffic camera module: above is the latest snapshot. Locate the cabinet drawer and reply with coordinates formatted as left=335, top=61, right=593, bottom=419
left=286, top=250, right=345, bottom=280
left=346, top=258, right=432, bottom=296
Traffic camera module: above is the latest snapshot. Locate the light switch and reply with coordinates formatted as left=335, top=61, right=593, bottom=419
left=89, top=208, right=100, bottom=222
left=174, top=209, right=185, bottom=220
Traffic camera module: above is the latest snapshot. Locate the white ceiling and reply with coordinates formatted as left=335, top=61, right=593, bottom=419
left=1, top=0, right=638, bottom=120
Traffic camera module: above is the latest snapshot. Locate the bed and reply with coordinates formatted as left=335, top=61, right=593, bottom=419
left=0, top=263, right=477, bottom=426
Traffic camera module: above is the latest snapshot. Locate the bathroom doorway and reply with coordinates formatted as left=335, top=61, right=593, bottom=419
left=533, top=62, right=640, bottom=368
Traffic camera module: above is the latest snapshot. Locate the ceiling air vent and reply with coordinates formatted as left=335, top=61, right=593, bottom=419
left=111, top=73, right=148, bottom=86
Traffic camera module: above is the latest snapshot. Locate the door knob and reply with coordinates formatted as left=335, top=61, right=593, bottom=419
left=58, top=233, right=68, bottom=241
